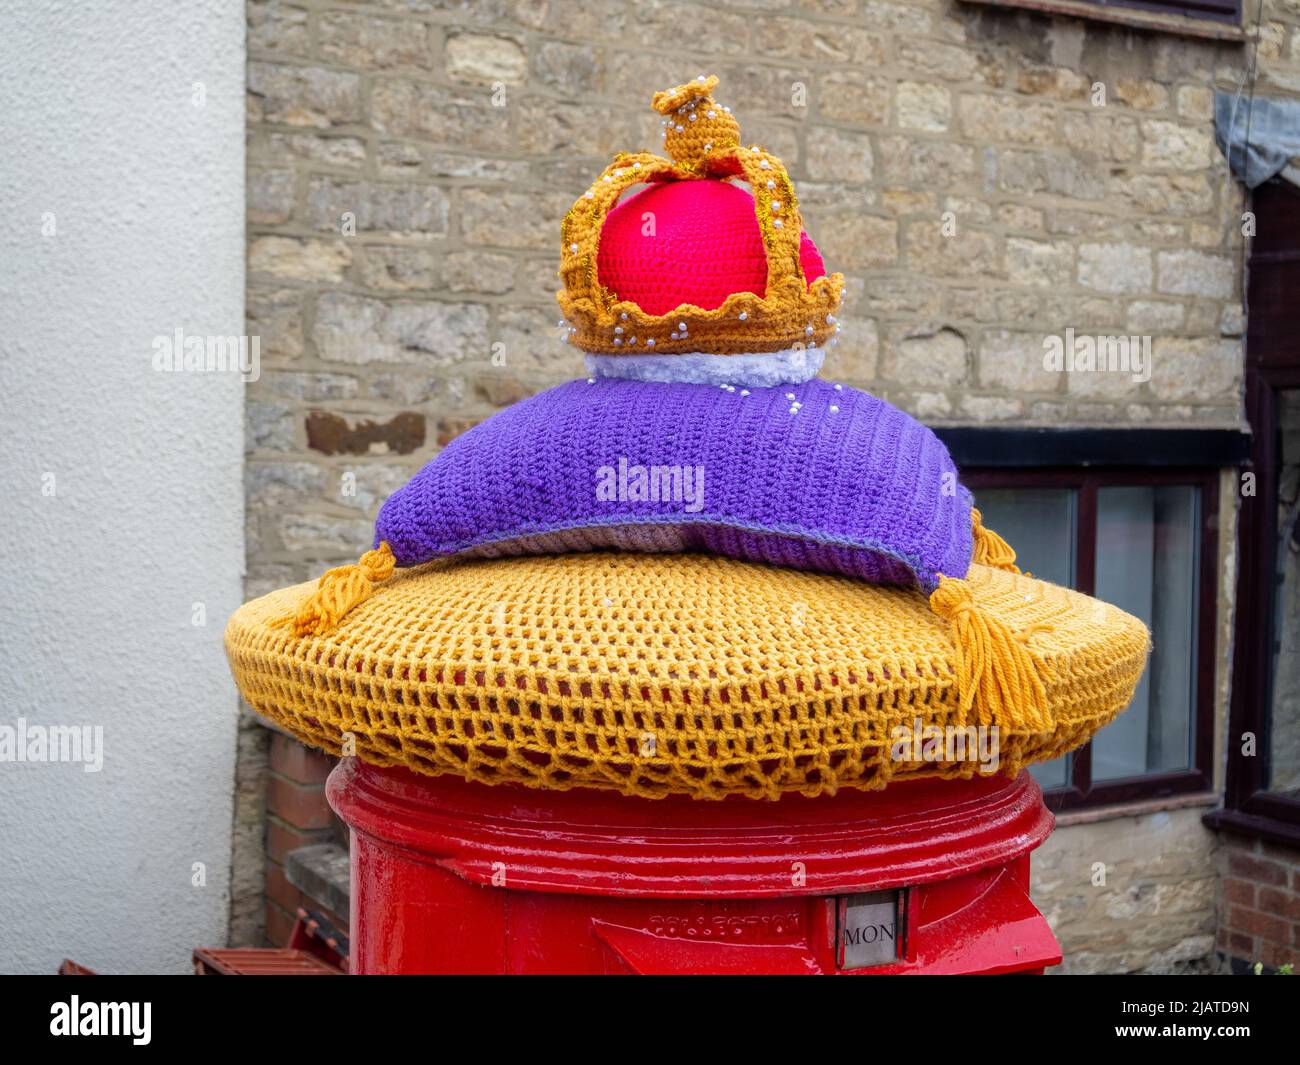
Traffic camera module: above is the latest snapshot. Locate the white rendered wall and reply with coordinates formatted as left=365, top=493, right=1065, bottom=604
left=0, top=2, right=245, bottom=973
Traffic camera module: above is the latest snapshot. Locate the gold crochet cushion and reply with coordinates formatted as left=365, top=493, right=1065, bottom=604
left=225, top=553, right=1149, bottom=801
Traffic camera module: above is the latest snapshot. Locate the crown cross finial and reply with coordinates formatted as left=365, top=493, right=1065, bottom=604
left=651, top=75, right=740, bottom=169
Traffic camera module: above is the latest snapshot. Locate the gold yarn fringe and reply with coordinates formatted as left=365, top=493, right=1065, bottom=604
left=273, top=542, right=396, bottom=637
left=929, top=575, right=1051, bottom=732
left=971, top=507, right=1021, bottom=573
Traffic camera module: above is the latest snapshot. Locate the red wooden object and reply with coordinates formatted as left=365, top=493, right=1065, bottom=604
left=193, top=909, right=346, bottom=974
left=192, top=947, right=342, bottom=975
left=328, top=759, right=1061, bottom=975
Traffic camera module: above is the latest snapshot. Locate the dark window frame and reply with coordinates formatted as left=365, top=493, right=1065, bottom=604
left=958, top=0, right=1244, bottom=40
left=960, top=465, right=1220, bottom=811
left=1082, top=0, right=1240, bottom=22
left=1204, top=178, right=1300, bottom=848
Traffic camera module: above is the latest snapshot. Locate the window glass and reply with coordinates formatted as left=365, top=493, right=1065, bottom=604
left=972, top=488, right=1076, bottom=588
left=972, top=488, right=1075, bottom=790
left=1091, top=485, right=1199, bottom=781
left=1270, top=390, right=1300, bottom=797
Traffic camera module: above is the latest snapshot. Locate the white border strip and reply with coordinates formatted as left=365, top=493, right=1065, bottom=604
left=585, top=346, right=826, bottom=387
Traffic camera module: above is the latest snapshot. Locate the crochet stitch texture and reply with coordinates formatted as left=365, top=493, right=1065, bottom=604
left=373, top=377, right=974, bottom=591
left=225, top=554, right=1151, bottom=800
left=597, top=180, right=826, bottom=315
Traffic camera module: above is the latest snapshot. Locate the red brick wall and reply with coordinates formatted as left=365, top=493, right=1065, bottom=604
left=264, top=732, right=345, bottom=946
left=1218, top=835, right=1300, bottom=972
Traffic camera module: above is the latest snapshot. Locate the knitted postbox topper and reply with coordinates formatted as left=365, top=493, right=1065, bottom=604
left=263, top=78, right=1077, bottom=737
left=223, top=76, right=1151, bottom=797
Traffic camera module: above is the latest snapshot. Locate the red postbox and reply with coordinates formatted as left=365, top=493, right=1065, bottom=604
left=327, top=759, right=1061, bottom=975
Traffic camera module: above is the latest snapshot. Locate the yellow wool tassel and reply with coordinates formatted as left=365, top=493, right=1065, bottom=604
left=274, top=542, right=396, bottom=637
left=970, top=508, right=1021, bottom=573
left=929, top=575, right=1050, bottom=732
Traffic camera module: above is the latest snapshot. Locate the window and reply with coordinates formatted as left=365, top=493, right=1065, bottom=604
left=959, top=0, right=1243, bottom=39
left=1269, top=392, right=1300, bottom=803
left=961, top=466, right=1219, bottom=810
left=1206, top=178, right=1300, bottom=847
left=1083, top=0, right=1240, bottom=23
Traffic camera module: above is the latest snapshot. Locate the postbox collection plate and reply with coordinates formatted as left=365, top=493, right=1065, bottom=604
left=836, top=890, right=905, bottom=970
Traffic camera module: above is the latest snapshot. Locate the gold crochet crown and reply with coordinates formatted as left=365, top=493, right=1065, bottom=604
left=556, top=75, right=845, bottom=356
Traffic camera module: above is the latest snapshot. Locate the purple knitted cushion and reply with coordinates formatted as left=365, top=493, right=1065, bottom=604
left=374, top=378, right=974, bottom=592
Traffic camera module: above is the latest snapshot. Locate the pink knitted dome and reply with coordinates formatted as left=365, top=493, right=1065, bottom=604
left=597, top=180, right=826, bottom=317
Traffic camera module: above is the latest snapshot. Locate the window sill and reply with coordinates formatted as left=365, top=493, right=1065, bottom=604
left=1052, top=789, right=1220, bottom=828
left=1203, top=807, right=1300, bottom=848
left=959, top=0, right=1246, bottom=42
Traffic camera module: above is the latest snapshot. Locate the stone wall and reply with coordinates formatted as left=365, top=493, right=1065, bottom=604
left=245, top=1, right=1282, bottom=599
left=1033, top=807, right=1221, bottom=974
left=241, top=0, right=1289, bottom=595
left=239, top=0, right=1300, bottom=955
